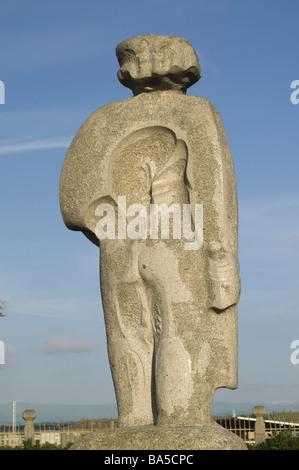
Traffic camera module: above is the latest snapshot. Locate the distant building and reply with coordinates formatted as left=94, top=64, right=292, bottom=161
left=215, top=416, right=299, bottom=444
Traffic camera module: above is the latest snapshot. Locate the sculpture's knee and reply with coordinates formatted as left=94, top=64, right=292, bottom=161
left=108, top=332, right=155, bottom=427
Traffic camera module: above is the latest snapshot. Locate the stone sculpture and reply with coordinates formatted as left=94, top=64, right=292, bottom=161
left=22, top=409, right=36, bottom=443
left=253, top=406, right=267, bottom=445
left=60, top=34, right=246, bottom=450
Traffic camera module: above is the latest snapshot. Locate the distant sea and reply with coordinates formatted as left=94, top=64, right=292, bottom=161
left=0, top=401, right=298, bottom=425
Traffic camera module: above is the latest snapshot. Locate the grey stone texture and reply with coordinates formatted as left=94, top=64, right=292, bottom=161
left=253, top=406, right=267, bottom=445
left=116, top=34, right=201, bottom=95
left=60, top=34, right=244, bottom=450
left=71, top=423, right=246, bottom=450
left=22, top=409, right=36, bottom=442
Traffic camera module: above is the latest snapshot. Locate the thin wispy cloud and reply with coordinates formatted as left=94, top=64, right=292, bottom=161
left=34, top=336, right=96, bottom=355
left=0, top=137, right=72, bottom=156
left=1, top=293, right=101, bottom=320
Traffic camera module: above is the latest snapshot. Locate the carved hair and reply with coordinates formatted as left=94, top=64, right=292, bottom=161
left=116, top=34, right=202, bottom=95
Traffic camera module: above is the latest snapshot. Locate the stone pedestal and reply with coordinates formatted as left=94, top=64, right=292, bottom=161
left=71, top=422, right=247, bottom=450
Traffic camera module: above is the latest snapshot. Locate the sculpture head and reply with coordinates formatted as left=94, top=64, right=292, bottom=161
left=116, top=34, right=202, bottom=95
left=252, top=406, right=267, bottom=418
left=22, top=409, right=36, bottom=421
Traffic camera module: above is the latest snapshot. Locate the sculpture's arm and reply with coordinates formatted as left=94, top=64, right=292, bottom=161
left=59, top=105, right=114, bottom=247
left=201, top=101, right=241, bottom=312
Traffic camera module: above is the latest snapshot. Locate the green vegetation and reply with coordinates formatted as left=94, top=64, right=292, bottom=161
left=0, top=440, right=73, bottom=450
left=248, top=430, right=299, bottom=450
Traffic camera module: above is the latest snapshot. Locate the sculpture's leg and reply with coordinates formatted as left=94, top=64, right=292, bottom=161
left=138, top=240, right=215, bottom=427
left=99, top=238, right=156, bottom=427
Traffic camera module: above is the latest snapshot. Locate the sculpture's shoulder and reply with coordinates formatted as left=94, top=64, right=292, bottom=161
left=72, top=94, right=223, bottom=138
left=73, top=98, right=132, bottom=138
left=144, top=92, right=228, bottom=136
left=181, top=94, right=214, bottom=108
left=62, top=98, right=133, bottom=172
left=183, top=94, right=225, bottom=123
left=86, top=98, right=132, bottom=120
left=59, top=98, right=132, bottom=236
left=184, top=94, right=231, bottom=151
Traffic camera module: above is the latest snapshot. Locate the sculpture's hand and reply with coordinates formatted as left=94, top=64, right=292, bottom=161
left=208, top=241, right=241, bottom=312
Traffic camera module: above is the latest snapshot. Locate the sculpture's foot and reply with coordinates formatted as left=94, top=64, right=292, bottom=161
left=70, top=422, right=247, bottom=450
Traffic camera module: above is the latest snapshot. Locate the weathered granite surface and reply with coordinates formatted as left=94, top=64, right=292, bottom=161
left=71, top=423, right=247, bottom=450
left=22, top=409, right=36, bottom=443
left=60, top=34, right=244, bottom=450
left=253, top=406, right=267, bottom=445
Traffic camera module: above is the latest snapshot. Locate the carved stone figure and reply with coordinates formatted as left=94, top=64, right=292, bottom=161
left=253, top=406, right=267, bottom=445
left=60, top=34, right=245, bottom=450
left=22, top=409, right=36, bottom=443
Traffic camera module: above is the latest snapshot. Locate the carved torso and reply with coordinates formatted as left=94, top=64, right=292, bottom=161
left=59, top=35, right=241, bottom=429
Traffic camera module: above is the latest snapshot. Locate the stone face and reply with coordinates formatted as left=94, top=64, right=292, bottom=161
left=60, top=34, right=243, bottom=449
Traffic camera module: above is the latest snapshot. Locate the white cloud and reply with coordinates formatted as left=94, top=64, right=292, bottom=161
left=0, top=137, right=71, bottom=156
left=1, top=291, right=101, bottom=320
left=34, top=336, right=96, bottom=355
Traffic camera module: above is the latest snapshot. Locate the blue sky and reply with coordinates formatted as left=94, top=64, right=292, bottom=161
left=0, top=0, right=299, bottom=414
